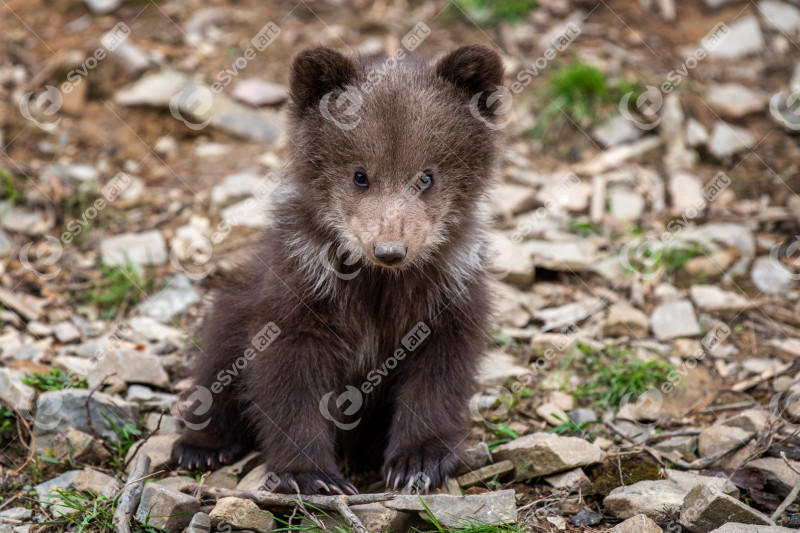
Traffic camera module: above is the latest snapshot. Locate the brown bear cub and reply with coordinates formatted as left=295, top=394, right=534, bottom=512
left=172, top=44, right=505, bottom=495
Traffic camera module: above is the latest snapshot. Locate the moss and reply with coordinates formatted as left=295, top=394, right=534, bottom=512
left=589, top=457, right=661, bottom=496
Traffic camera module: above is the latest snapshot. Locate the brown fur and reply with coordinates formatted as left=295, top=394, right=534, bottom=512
left=172, top=44, right=505, bottom=494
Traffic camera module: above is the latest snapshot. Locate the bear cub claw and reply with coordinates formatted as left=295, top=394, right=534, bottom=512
left=172, top=438, right=248, bottom=471
left=273, top=471, right=359, bottom=495
left=382, top=449, right=459, bottom=493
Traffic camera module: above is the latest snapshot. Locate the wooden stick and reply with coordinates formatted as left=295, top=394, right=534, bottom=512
left=184, top=483, right=394, bottom=508
left=731, top=361, right=793, bottom=392
left=113, top=454, right=151, bottom=533
left=184, top=484, right=395, bottom=533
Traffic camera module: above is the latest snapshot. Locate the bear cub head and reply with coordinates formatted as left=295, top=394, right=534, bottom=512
left=285, top=44, right=506, bottom=275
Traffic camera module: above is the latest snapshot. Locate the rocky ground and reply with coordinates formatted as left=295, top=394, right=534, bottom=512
left=1, top=0, right=800, bottom=531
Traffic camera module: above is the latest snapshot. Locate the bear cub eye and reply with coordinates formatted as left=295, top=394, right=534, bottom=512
left=353, top=170, right=369, bottom=188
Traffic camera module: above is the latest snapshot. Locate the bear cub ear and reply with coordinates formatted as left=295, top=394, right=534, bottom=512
left=290, top=46, right=359, bottom=109
left=435, top=44, right=504, bottom=99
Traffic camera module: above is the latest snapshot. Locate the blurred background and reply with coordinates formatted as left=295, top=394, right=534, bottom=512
left=2, top=0, right=800, bottom=531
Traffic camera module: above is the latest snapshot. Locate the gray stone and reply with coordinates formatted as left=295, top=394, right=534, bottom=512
left=536, top=401, right=569, bottom=426
left=74, top=468, right=122, bottom=498
left=591, top=114, right=642, bottom=147
left=211, top=171, right=263, bottom=205
left=568, top=408, right=597, bottom=424
left=603, top=480, right=686, bottom=521
left=690, top=285, right=751, bottom=312
left=751, top=256, right=795, bottom=294
left=680, top=484, right=772, bottom=532
left=708, top=16, right=765, bottom=59
left=209, top=497, right=274, bottom=533
left=0, top=508, right=32, bottom=521
left=720, top=408, right=769, bottom=433
left=138, top=274, right=200, bottom=323
left=604, top=303, right=649, bottom=338
left=749, top=456, right=800, bottom=496
left=205, top=469, right=239, bottom=489
left=490, top=184, right=536, bottom=218
left=125, top=435, right=179, bottom=474
left=653, top=436, right=696, bottom=457
left=34, top=389, right=136, bottom=452
left=385, top=490, right=517, bottom=527
left=650, top=300, right=701, bottom=340
left=177, top=82, right=283, bottom=143
left=457, top=460, right=515, bottom=488
left=153, top=476, right=195, bottom=493
left=126, top=385, right=176, bottom=412
left=128, top=317, right=183, bottom=342
left=89, top=349, right=170, bottom=389
left=705, top=84, right=768, bottom=118
left=232, top=79, right=288, bottom=107
left=34, top=470, right=82, bottom=516
left=664, top=470, right=739, bottom=498
left=478, top=349, right=529, bottom=387
left=456, top=442, right=492, bottom=475
left=669, top=171, right=703, bottom=213
left=0, top=230, right=11, bottom=258
left=686, top=118, right=709, bottom=147
left=708, top=121, right=756, bottom=161
left=50, top=427, right=112, bottom=465
left=348, top=503, right=413, bottom=533
left=493, top=432, right=605, bottom=480
left=115, top=70, right=188, bottom=107
left=698, top=425, right=753, bottom=468
left=53, top=321, right=81, bottom=343
left=187, top=512, right=211, bottom=533
left=708, top=523, right=794, bottom=532
left=144, top=412, right=181, bottom=435
left=524, top=240, right=594, bottom=271
left=612, top=514, right=662, bottom=533
left=760, top=1, right=800, bottom=37
left=0, top=368, right=35, bottom=412
left=100, top=230, right=168, bottom=267
left=608, top=187, right=645, bottom=222
left=544, top=467, right=592, bottom=495
left=82, top=0, right=122, bottom=14
left=135, top=483, right=201, bottom=532
left=236, top=464, right=270, bottom=491
left=0, top=203, right=52, bottom=235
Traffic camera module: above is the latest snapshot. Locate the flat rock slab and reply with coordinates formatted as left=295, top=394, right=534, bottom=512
left=135, top=483, right=201, bottom=532
left=385, top=490, right=517, bottom=527
left=612, top=514, right=662, bottom=533
left=493, top=432, right=606, bottom=479
left=457, top=460, right=515, bottom=488
left=209, top=497, right=274, bottom=533
left=708, top=524, right=795, bottom=532
left=604, top=480, right=687, bottom=521
left=680, top=484, right=773, bottom=533
left=33, top=389, right=136, bottom=453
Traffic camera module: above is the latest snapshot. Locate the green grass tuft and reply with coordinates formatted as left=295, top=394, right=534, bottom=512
left=22, top=369, right=88, bottom=392
left=37, top=489, right=169, bottom=533
left=451, top=0, right=537, bottom=25
left=87, top=260, right=152, bottom=319
left=575, top=346, right=675, bottom=409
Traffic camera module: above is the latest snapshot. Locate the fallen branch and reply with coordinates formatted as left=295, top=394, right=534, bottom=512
left=113, top=454, right=151, bottom=533
left=731, top=361, right=793, bottom=393
left=184, top=484, right=395, bottom=533
left=772, top=453, right=800, bottom=522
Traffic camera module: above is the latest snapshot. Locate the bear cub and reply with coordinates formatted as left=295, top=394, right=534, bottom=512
left=172, top=44, right=506, bottom=495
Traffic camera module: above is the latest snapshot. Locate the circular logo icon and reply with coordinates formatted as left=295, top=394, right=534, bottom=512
left=19, top=235, right=63, bottom=280
left=20, top=86, right=63, bottom=131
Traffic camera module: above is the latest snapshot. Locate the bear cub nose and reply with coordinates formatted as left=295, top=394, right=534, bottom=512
left=374, top=242, right=407, bottom=265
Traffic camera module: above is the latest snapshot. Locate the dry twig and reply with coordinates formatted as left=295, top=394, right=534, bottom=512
left=184, top=484, right=395, bottom=533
